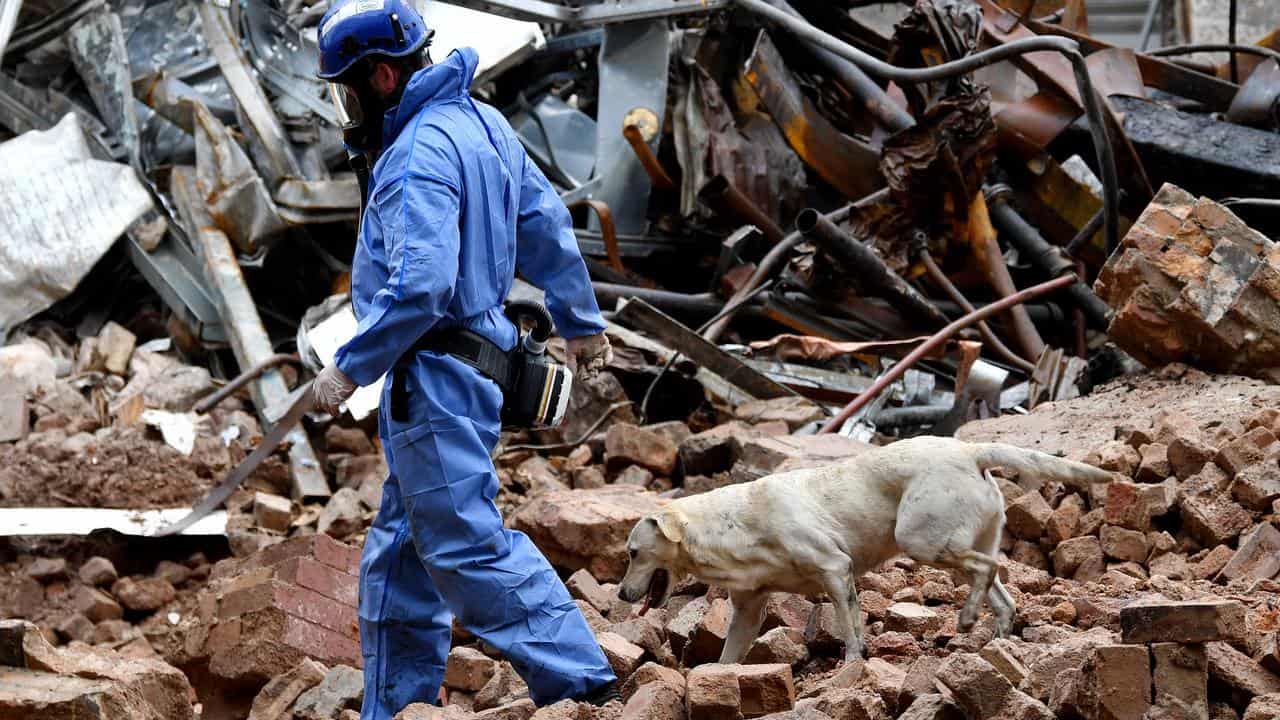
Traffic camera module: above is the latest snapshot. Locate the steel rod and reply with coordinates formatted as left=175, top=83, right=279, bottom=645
left=194, top=353, right=299, bottom=414
left=758, top=0, right=915, bottom=133
left=819, top=274, right=1077, bottom=434
left=918, top=249, right=1036, bottom=373
left=699, top=175, right=787, bottom=245
left=623, top=124, right=677, bottom=191
left=1148, top=43, right=1280, bottom=67
left=986, top=188, right=1112, bottom=330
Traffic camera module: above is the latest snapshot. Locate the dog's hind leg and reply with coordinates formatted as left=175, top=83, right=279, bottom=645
left=818, top=571, right=864, bottom=662
left=943, top=547, right=1000, bottom=632
left=987, top=575, right=1015, bottom=638
left=720, top=591, right=769, bottom=663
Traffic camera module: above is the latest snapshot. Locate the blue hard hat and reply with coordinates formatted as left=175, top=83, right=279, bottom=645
left=317, top=0, right=432, bottom=80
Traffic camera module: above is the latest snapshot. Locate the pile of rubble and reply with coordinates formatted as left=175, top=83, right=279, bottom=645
left=1, top=0, right=1280, bottom=719
left=5, top=354, right=1280, bottom=720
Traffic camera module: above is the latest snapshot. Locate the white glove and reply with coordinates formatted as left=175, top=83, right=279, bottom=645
left=313, top=364, right=358, bottom=416
left=565, top=333, right=613, bottom=378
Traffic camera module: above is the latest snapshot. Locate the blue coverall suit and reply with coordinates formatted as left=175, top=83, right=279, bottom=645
left=332, top=47, right=616, bottom=720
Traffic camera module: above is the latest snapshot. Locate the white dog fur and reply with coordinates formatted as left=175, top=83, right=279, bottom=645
left=617, top=436, right=1116, bottom=663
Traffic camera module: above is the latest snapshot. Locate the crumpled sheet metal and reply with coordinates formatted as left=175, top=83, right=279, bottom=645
left=741, top=30, right=882, bottom=203
left=889, top=0, right=984, bottom=111
left=192, top=100, right=286, bottom=254
left=0, top=113, right=153, bottom=333
left=674, top=57, right=805, bottom=226
left=68, top=8, right=140, bottom=168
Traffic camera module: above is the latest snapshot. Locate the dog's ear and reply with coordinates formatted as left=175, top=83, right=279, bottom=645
left=653, top=509, right=687, bottom=544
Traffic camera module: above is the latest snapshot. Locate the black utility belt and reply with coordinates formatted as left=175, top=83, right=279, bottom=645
left=395, top=325, right=572, bottom=430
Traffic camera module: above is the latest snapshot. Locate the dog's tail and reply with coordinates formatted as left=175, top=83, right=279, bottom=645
left=971, top=443, right=1116, bottom=491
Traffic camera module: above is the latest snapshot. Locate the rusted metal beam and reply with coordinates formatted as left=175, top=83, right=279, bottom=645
left=614, top=298, right=797, bottom=400
left=743, top=31, right=883, bottom=202
left=171, top=166, right=329, bottom=501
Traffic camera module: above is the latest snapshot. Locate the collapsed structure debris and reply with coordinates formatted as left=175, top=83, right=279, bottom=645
left=1, top=0, right=1280, bottom=718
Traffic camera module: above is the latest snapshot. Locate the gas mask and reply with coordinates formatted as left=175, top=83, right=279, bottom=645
left=329, top=79, right=384, bottom=155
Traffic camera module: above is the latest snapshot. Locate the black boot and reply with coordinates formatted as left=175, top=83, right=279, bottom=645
left=576, top=681, right=621, bottom=706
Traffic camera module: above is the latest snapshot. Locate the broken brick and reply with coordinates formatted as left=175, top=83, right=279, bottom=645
left=444, top=647, right=497, bottom=693
left=1152, top=642, right=1208, bottom=720
left=1005, top=491, right=1052, bottom=540
left=1099, top=525, right=1149, bottom=563
left=1120, top=600, right=1246, bottom=644
left=686, top=665, right=740, bottom=720
left=1136, top=443, right=1172, bottom=482
left=1180, top=494, right=1253, bottom=547
left=1219, top=522, right=1280, bottom=582
left=1104, top=482, right=1151, bottom=531
left=1207, top=641, right=1280, bottom=698
left=1231, top=461, right=1280, bottom=511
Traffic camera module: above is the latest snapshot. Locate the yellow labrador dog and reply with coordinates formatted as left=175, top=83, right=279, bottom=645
left=618, top=437, right=1113, bottom=663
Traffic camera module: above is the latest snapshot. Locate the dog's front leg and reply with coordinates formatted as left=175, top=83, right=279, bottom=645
left=720, top=591, right=769, bottom=663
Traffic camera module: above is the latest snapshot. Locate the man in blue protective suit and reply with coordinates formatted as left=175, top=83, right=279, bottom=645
left=311, top=2, right=619, bottom=717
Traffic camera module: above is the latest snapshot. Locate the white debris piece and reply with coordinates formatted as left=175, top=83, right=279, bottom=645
left=0, top=113, right=153, bottom=333
left=141, top=409, right=199, bottom=455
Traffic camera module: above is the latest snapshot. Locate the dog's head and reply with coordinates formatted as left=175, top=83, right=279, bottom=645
left=617, top=508, right=687, bottom=613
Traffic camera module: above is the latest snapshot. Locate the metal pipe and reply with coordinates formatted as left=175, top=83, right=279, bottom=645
left=758, top=0, right=915, bottom=133
left=699, top=175, right=787, bottom=245
left=985, top=187, right=1112, bottom=330
left=1147, top=43, right=1280, bottom=67
left=568, top=199, right=624, bottom=274
left=798, top=209, right=951, bottom=329
left=869, top=404, right=952, bottom=428
left=1064, top=204, right=1108, bottom=257
left=623, top=124, right=677, bottom=192
left=819, top=274, right=1077, bottom=434
left=194, top=353, right=300, bottom=414
left=733, top=0, right=1121, bottom=255
left=918, top=247, right=1036, bottom=374
left=594, top=283, right=756, bottom=315
left=702, top=188, right=889, bottom=342
left=971, top=198, right=1046, bottom=362
left=1229, top=0, right=1240, bottom=84
left=1139, top=0, right=1160, bottom=51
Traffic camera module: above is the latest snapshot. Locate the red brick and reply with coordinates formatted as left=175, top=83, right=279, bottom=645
left=276, top=557, right=359, bottom=607
left=686, top=665, right=739, bottom=720
left=1219, top=522, right=1280, bottom=582
left=1216, top=427, right=1277, bottom=476
left=1152, top=643, right=1207, bottom=719
left=236, top=533, right=361, bottom=578
left=1180, top=495, right=1253, bottom=547
left=1075, top=645, right=1151, bottom=720
left=1104, top=482, right=1151, bottom=531
left=219, top=579, right=357, bottom=638
left=1136, top=443, right=1172, bottom=483
left=733, top=664, right=795, bottom=718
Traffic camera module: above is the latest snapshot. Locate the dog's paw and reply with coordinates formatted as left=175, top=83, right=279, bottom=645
left=957, top=611, right=978, bottom=633
left=843, top=642, right=868, bottom=663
